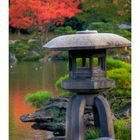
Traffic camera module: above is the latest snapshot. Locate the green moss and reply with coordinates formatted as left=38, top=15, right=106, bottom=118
left=25, top=91, right=53, bottom=108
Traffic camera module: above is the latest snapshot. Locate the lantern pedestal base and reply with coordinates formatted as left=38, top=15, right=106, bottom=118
left=66, top=94, right=115, bottom=140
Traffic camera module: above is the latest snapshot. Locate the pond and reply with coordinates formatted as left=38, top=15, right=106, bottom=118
left=9, top=61, right=68, bottom=140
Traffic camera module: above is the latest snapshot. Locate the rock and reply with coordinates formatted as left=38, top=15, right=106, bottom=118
left=47, top=131, right=54, bottom=139
left=115, top=103, right=131, bottom=119
left=22, top=50, right=41, bottom=61
left=95, top=137, right=113, bottom=140
left=21, top=96, right=124, bottom=135
left=38, top=58, right=45, bottom=62
left=28, top=50, right=40, bottom=57
left=84, top=112, right=94, bottom=128
left=9, top=40, right=19, bottom=44
left=49, top=136, right=65, bottom=140
left=28, top=39, right=36, bottom=43
left=118, top=24, right=131, bottom=30
left=20, top=96, right=95, bottom=135
left=50, top=55, right=68, bottom=61
left=20, top=96, right=69, bottom=135
left=9, top=53, right=17, bottom=64
left=32, top=122, right=65, bottom=134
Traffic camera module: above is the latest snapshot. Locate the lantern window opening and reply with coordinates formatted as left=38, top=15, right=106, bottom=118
left=76, top=57, right=90, bottom=68
left=68, top=50, right=107, bottom=80
left=72, top=57, right=91, bottom=79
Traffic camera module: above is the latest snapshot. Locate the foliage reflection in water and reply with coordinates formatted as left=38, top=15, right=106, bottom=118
left=9, top=61, right=67, bottom=140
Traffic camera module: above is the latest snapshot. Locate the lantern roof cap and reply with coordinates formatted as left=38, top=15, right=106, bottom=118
left=43, top=30, right=131, bottom=51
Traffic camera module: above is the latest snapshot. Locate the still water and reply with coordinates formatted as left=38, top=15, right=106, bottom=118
left=9, top=61, right=68, bottom=140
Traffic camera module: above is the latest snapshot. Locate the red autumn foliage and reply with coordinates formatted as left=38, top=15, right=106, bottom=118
left=9, top=0, right=81, bottom=32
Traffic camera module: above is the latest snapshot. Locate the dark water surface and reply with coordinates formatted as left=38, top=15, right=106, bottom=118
left=9, top=61, right=67, bottom=140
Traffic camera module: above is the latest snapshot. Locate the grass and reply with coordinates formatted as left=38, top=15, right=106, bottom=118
left=85, top=129, right=101, bottom=140
left=25, top=91, right=53, bottom=108
left=114, top=118, right=131, bottom=140
left=85, top=118, right=131, bottom=140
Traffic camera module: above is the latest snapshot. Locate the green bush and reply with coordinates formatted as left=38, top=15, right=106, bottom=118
left=108, top=88, right=131, bottom=98
left=54, top=26, right=76, bottom=35
left=87, top=22, right=131, bottom=40
left=107, top=68, right=131, bottom=89
left=115, top=29, right=131, bottom=40
left=9, top=38, right=46, bottom=61
left=85, top=129, right=101, bottom=139
left=76, top=58, right=99, bottom=68
left=25, top=91, right=53, bottom=108
left=85, top=119, right=131, bottom=140
left=55, top=74, right=69, bottom=90
left=76, top=58, right=131, bottom=71
left=106, top=58, right=131, bottom=71
left=55, top=74, right=75, bottom=96
left=88, top=22, right=116, bottom=31
left=106, top=89, right=131, bottom=113
left=114, top=119, right=131, bottom=140
left=9, top=39, right=30, bottom=60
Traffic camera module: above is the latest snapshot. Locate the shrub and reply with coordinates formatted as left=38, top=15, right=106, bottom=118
left=85, top=129, right=101, bottom=139
left=75, top=58, right=131, bottom=71
left=55, top=74, right=69, bottom=90
left=87, top=22, right=131, bottom=40
left=53, top=26, right=76, bottom=35
left=9, top=39, right=30, bottom=60
left=106, top=58, right=131, bottom=71
left=114, top=119, right=131, bottom=140
left=25, top=91, right=53, bottom=108
left=9, top=38, right=46, bottom=61
left=85, top=119, right=131, bottom=140
left=107, top=68, right=131, bottom=89
left=55, top=74, right=74, bottom=96
left=88, top=22, right=116, bottom=31
left=108, top=88, right=131, bottom=97
left=106, top=89, right=131, bottom=113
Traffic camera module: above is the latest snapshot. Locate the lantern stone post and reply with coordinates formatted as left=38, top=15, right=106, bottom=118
left=43, top=30, right=131, bottom=140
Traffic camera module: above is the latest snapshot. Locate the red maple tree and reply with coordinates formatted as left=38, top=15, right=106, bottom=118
left=10, top=0, right=81, bottom=45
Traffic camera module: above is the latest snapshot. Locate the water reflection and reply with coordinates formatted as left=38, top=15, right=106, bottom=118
left=9, top=61, right=67, bottom=140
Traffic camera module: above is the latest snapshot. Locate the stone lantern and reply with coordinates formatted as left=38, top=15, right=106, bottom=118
left=43, top=30, right=131, bottom=140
